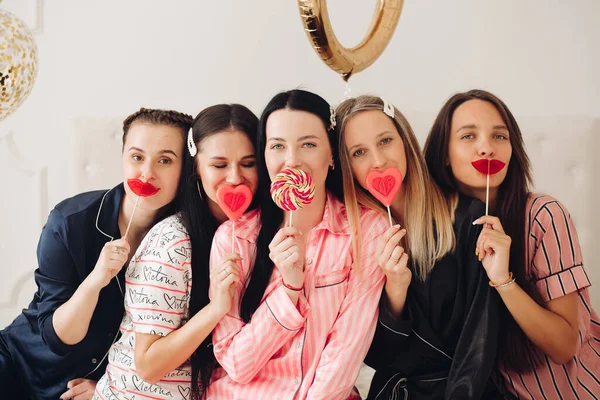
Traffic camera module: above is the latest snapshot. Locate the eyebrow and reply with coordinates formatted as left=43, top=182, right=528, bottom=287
left=456, top=124, right=508, bottom=132
left=128, top=147, right=179, bottom=157
left=267, top=134, right=322, bottom=142
left=347, top=130, right=394, bottom=153
left=210, top=154, right=256, bottom=161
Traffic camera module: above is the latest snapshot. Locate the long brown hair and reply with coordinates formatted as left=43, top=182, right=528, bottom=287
left=423, top=89, right=540, bottom=373
left=180, top=104, right=259, bottom=399
left=336, top=95, right=455, bottom=280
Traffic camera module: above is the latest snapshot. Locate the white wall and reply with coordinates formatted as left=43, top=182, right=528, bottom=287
left=1, top=0, right=598, bottom=327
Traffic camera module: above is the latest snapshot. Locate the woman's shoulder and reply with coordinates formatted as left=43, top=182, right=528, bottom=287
left=527, top=193, right=570, bottom=218
left=356, top=204, right=389, bottom=239
left=216, top=208, right=261, bottom=242
left=150, top=213, right=188, bottom=235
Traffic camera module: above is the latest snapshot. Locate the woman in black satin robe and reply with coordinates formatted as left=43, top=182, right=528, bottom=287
left=335, top=95, right=502, bottom=400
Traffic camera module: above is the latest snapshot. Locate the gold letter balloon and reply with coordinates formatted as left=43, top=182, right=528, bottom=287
left=297, top=0, right=403, bottom=82
left=0, top=7, right=39, bottom=121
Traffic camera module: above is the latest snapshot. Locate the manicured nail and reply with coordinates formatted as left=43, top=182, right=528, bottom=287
left=394, top=224, right=401, bottom=229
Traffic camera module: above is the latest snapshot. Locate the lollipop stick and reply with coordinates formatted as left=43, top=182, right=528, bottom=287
left=231, top=221, right=235, bottom=252
left=485, top=160, right=490, bottom=216
left=387, top=205, right=393, bottom=227
left=289, top=211, right=293, bottom=228
left=124, top=195, right=141, bottom=239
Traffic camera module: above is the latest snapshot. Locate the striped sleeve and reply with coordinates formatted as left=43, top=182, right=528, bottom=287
left=306, top=211, right=386, bottom=399
left=529, top=198, right=590, bottom=302
left=124, top=217, right=191, bottom=336
left=209, top=222, right=310, bottom=384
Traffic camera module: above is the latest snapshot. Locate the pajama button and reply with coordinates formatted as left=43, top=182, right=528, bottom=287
left=306, top=258, right=313, bottom=265
left=296, top=341, right=302, bottom=349
left=293, top=377, right=300, bottom=385
left=92, top=358, right=97, bottom=364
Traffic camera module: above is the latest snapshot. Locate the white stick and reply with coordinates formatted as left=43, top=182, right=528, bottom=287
left=289, top=211, right=293, bottom=227
left=387, top=205, right=393, bottom=227
left=485, top=173, right=490, bottom=216
left=124, top=195, right=141, bottom=239
left=231, top=221, right=235, bottom=252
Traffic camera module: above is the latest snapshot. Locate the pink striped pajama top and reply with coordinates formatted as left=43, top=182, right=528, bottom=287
left=496, top=194, right=600, bottom=399
left=207, top=194, right=387, bottom=400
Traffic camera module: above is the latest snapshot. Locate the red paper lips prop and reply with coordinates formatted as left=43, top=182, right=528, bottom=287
left=216, top=184, right=253, bottom=222
left=127, top=179, right=159, bottom=197
left=471, top=159, right=506, bottom=175
left=365, top=168, right=403, bottom=206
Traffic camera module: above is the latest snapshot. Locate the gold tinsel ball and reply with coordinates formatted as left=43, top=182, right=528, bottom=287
left=0, top=8, right=39, bottom=121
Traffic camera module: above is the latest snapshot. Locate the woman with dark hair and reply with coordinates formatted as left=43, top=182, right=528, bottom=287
left=207, top=89, right=388, bottom=399
left=336, top=95, right=501, bottom=400
left=0, top=108, right=193, bottom=400
left=424, top=89, right=600, bottom=398
left=93, top=104, right=259, bottom=400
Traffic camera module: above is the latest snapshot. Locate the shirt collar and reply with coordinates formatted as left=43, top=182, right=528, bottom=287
left=95, top=183, right=125, bottom=241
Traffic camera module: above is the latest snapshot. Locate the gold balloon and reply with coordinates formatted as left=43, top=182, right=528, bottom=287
left=298, top=0, right=404, bottom=82
left=0, top=8, right=39, bottom=121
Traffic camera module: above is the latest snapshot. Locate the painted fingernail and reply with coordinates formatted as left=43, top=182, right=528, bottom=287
left=394, top=224, right=401, bottom=229
left=475, top=249, right=479, bottom=256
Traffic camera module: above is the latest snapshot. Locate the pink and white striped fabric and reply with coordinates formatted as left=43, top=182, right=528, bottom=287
left=497, top=194, right=600, bottom=399
left=207, top=194, right=387, bottom=400
left=94, top=215, right=193, bottom=400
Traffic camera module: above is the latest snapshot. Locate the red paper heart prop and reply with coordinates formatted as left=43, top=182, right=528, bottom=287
left=127, top=179, right=159, bottom=197
left=365, top=168, right=403, bottom=206
left=471, top=159, right=506, bottom=175
left=216, top=184, right=252, bottom=222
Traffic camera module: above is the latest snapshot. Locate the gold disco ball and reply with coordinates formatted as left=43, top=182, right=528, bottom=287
left=0, top=8, right=39, bottom=121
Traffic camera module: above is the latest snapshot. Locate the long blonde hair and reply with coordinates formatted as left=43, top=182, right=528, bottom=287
left=336, top=95, right=455, bottom=280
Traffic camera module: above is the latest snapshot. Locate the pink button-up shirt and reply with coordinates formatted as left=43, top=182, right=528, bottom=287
left=208, top=194, right=387, bottom=400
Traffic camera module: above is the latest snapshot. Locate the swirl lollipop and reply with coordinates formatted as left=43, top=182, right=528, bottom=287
left=270, top=167, right=315, bottom=226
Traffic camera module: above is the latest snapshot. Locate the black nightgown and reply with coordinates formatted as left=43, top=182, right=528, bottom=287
left=365, top=195, right=502, bottom=400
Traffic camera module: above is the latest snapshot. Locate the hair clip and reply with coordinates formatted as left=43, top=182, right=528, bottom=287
left=187, top=127, right=197, bottom=157
left=382, top=98, right=395, bottom=118
left=329, top=105, right=337, bottom=130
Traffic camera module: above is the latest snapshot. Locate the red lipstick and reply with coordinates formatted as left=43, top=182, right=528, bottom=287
left=471, top=159, right=506, bottom=175
left=127, top=179, right=159, bottom=197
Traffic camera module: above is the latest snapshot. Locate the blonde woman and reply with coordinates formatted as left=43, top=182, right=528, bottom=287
left=336, top=95, right=501, bottom=400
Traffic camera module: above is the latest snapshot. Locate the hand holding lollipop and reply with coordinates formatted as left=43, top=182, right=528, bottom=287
left=471, top=159, right=506, bottom=215
left=365, top=168, right=403, bottom=226
left=270, top=167, right=315, bottom=226
left=216, top=184, right=253, bottom=250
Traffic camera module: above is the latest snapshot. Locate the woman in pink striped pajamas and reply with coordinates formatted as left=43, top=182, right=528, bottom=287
left=207, top=89, right=388, bottom=399
left=424, top=89, right=600, bottom=399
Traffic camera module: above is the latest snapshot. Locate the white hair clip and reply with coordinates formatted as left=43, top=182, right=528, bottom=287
left=382, top=98, right=395, bottom=118
left=329, top=105, right=336, bottom=130
left=187, top=127, right=197, bottom=157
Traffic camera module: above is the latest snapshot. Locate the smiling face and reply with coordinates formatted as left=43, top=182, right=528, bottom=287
left=121, top=122, right=184, bottom=211
left=448, top=99, right=512, bottom=199
left=195, top=129, right=258, bottom=221
left=343, top=110, right=407, bottom=200
left=264, top=108, right=332, bottom=201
